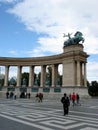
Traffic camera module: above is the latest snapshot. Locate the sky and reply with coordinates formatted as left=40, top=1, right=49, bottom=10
left=0, top=0, right=98, bottom=82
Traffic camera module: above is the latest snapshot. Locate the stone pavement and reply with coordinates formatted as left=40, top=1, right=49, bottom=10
left=0, top=98, right=98, bottom=130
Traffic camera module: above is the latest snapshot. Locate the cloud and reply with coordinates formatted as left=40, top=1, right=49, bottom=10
left=38, top=36, right=63, bottom=54
left=26, top=49, right=46, bottom=57
left=7, top=0, right=98, bottom=55
left=8, top=50, right=18, bottom=55
left=0, top=0, right=17, bottom=3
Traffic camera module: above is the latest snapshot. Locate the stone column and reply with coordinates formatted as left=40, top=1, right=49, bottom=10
left=73, top=60, right=76, bottom=86
left=84, top=62, right=87, bottom=87
left=80, top=62, right=82, bottom=86
left=17, top=66, right=22, bottom=86
left=52, top=64, right=58, bottom=87
left=74, top=61, right=77, bottom=86
left=29, top=66, right=34, bottom=87
left=4, top=65, right=9, bottom=86
left=77, top=61, right=81, bottom=86
left=40, top=65, right=46, bottom=87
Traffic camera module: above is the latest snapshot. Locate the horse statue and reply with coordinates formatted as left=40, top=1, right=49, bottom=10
left=64, top=31, right=85, bottom=47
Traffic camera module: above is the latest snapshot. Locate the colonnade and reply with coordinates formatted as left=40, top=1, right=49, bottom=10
left=3, top=61, right=87, bottom=87
left=0, top=44, right=88, bottom=88
left=4, top=64, right=59, bottom=87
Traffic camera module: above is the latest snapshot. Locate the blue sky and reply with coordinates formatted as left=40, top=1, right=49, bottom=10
left=0, top=0, right=98, bottom=82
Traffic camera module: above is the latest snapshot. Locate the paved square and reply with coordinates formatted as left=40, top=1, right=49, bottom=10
left=0, top=98, right=98, bottom=130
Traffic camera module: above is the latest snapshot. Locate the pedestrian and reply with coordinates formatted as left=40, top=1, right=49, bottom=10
left=39, top=93, right=43, bottom=102
left=61, top=93, right=70, bottom=116
left=25, top=92, right=27, bottom=98
left=76, top=93, right=80, bottom=105
left=69, top=93, right=72, bottom=101
left=10, top=91, right=14, bottom=99
left=14, top=92, right=17, bottom=99
left=71, top=92, right=76, bottom=106
left=28, top=93, right=31, bottom=99
left=6, top=91, right=9, bottom=99
left=35, top=93, right=39, bottom=102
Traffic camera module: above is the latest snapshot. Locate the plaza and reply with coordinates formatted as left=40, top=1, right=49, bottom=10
left=0, top=97, right=98, bottom=130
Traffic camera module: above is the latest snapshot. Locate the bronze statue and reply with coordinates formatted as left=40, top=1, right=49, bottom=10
left=64, top=31, right=85, bottom=47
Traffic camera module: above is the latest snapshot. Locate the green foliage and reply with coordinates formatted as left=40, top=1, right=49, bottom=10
left=88, top=81, right=98, bottom=96
left=0, top=78, right=4, bottom=86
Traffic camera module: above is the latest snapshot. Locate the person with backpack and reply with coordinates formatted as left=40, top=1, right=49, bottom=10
left=61, top=93, right=70, bottom=116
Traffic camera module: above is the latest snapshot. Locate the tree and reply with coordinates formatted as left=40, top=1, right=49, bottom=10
left=0, top=78, right=4, bottom=86
left=91, top=81, right=98, bottom=87
left=0, top=74, right=4, bottom=86
left=88, top=81, right=98, bottom=96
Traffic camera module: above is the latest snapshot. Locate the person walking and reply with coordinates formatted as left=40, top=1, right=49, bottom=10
left=61, top=93, right=70, bottom=116
left=71, top=92, right=76, bottom=106
left=28, top=93, right=31, bottom=99
left=39, top=93, right=43, bottom=102
left=6, top=91, right=9, bottom=99
left=76, top=93, right=80, bottom=105
left=35, top=93, right=39, bottom=102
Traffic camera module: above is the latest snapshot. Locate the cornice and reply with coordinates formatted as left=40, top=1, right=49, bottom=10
left=0, top=45, right=89, bottom=66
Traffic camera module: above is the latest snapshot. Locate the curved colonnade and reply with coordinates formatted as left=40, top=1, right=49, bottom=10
left=0, top=44, right=88, bottom=88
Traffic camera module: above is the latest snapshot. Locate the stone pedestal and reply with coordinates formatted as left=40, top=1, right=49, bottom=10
left=62, top=44, right=88, bottom=87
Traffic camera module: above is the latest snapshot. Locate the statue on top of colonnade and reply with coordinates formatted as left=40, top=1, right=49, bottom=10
left=63, top=31, right=85, bottom=47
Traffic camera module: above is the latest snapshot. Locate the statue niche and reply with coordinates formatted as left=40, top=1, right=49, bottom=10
left=64, top=31, right=85, bottom=47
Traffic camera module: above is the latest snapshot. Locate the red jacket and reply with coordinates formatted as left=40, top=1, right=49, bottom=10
left=71, top=93, right=76, bottom=100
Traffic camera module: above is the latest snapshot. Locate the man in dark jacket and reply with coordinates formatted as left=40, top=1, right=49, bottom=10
left=61, top=93, right=70, bottom=116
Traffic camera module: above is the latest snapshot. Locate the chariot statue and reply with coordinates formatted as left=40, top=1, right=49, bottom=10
left=64, top=31, right=85, bottom=47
